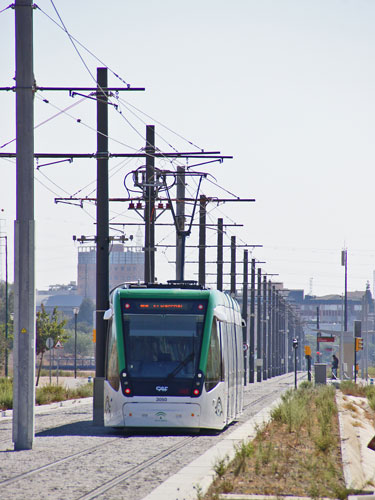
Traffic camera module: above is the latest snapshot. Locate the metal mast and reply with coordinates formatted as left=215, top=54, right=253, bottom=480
left=13, top=0, right=36, bottom=450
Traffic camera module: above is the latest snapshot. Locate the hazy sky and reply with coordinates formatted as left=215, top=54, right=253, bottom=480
left=1, top=0, right=375, bottom=296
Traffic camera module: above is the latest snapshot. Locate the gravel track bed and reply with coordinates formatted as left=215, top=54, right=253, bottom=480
left=0, top=373, right=300, bottom=500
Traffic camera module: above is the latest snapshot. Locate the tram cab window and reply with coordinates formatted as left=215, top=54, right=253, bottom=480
left=106, top=320, right=120, bottom=391
left=123, top=312, right=204, bottom=379
left=205, top=319, right=222, bottom=392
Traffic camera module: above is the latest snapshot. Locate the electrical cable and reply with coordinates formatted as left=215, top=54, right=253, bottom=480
left=0, top=94, right=88, bottom=150
left=117, top=96, right=203, bottom=151
left=35, top=4, right=130, bottom=87
left=35, top=92, right=139, bottom=151
left=0, top=4, right=12, bottom=15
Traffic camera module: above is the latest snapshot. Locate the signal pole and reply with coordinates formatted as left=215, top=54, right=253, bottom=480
left=13, top=0, right=36, bottom=451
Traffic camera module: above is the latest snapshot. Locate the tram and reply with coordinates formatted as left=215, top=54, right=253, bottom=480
left=103, top=282, right=244, bottom=430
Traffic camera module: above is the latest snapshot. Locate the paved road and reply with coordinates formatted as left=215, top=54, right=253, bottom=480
left=0, top=372, right=304, bottom=500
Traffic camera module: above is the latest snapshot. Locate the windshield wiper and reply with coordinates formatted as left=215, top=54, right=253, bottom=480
left=166, top=352, right=194, bottom=379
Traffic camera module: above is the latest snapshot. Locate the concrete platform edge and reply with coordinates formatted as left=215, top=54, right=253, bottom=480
left=141, top=397, right=282, bottom=500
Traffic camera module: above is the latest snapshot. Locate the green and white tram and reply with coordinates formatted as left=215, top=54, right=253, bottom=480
left=104, top=282, right=244, bottom=430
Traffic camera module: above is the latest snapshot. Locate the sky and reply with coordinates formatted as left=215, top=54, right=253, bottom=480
left=1, top=0, right=375, bottom=297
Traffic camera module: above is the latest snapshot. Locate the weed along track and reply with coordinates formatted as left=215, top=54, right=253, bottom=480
left=204, top=383, right=347, bottom=500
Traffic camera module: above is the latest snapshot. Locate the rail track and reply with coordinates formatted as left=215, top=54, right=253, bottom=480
left=0, top=372, right=303, bottom=500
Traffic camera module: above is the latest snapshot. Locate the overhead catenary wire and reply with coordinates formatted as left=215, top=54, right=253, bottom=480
left=0, top=4, right=12, bottom=15
left=115, top=96, right=203, bottom=153
left=37, top=3, right=212, bottom=170
left=35, top=3, right=130, bottom=87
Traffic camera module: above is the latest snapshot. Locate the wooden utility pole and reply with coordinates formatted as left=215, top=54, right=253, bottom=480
left=13, top=0, right=36, bottom=451
left=94, top=67, right=109, bottom=426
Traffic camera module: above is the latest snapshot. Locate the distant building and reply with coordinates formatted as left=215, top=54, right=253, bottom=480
left=77, top=244, right=144, bottom=301
left=36, top=282, right=82, bottom=319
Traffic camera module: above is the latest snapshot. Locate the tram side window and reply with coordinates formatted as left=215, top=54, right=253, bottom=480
left=205, top=320, right=222, bottom=392
left=106, top=320, right=120, bottom=391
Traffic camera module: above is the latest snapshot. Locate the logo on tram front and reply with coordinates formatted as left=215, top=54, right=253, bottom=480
left=156, top=386, right=168, bottom=392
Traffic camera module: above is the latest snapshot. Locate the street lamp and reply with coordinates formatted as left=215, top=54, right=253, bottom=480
left=73, top=307, right=79, bottom=378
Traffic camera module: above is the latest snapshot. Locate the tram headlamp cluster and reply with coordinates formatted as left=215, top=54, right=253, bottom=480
left=192, top=370, right=204, bottom=398
left=120, top=370, right=133, bottom=397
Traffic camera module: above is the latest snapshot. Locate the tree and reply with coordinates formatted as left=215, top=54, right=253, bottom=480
left=36, top=304, right=68, bottom=385
left=63, top=329, right=95, bottom=358
left=78, top=298, right=95, bottom=326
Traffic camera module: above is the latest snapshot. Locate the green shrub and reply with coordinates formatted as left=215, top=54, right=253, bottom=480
left=0, top=377, right=13, bottom=410
left=340, top=380, right=366, bottom=397
left=36, top=385, right=66, bottom=405
left=0, top=378, right=93, bottom=410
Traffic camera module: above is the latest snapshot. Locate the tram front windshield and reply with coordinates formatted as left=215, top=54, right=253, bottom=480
left=122, top=299, right=207, bottom=379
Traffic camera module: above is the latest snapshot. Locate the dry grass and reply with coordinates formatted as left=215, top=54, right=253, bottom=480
left=204, top=383, right=356, bottom=500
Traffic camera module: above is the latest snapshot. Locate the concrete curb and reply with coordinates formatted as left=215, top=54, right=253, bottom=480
left=0, top=397, right=93, bottom=421
left=141, top=397, right=282, bottom=500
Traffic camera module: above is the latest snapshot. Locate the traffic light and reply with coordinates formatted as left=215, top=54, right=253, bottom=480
left=292, top=338, right=298, bottom=349
left=355, top=337, right=363, bottom=351
left=304, top=345, right=311, bottom=356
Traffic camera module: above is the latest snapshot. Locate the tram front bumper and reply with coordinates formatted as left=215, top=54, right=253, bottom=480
left=123, top=402, right=201, bottom=428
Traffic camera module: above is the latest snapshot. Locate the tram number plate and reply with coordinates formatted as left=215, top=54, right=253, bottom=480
left=156, top=397, right=168, bottom=402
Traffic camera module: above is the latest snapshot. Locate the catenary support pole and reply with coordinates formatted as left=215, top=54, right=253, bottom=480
left=144, top=125, right=155, bottom=283
left=4, top=236, right=8, bottom=377
left=249, top=259, right=255, bottom=383
left=198, top=196, right=206, bottom=286
left=94, top=67, right=109, bottom=426
left=267, top=280, right=272, bottom=378
left=262, top=275, right=267, bottom=380
left=13, top=0, right=36, bottom=450
left=272, top=286, right=277, bottom=377
left=316, top=305, right=320, bottom=363
left=242, top=250, right=248, bottom=385
left=230, top=236, right=236, bottom=295
left=176, top=166, right=185, bottom=281
left=217, top=218, right=223, bottom=291
left=275, top=290, right=280, bottom=375
left=256, top=268, right=262, bottom=382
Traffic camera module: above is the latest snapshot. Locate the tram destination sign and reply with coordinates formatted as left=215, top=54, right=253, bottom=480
left=317, top=336, right=335, bottom=343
